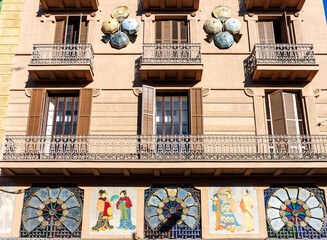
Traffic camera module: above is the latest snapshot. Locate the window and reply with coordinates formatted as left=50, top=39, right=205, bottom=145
left=27, top=89, right=93, bottom=136
left=0, top=0, right=2, bottom=14
left=54, top=16, right=88, bottom=44
left=155, top=20, right=188, bottom=43
left=265, top=91, right=305, bottom=135
left=43, top=95, right=79, bottom=136
left=258, top=14, right=295, bottom=44
left=141, top=85, right=203, bottom=135
left=156, top=95, right=189, bottom=135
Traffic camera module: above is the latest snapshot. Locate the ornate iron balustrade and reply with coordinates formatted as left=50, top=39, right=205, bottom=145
left=142, top=43, right=202, bottom=64
left=250, top=43, right=316, bottom=65
left=30, top=44, right=94, bottom=69
left=2, top=135, right=327, bottom=161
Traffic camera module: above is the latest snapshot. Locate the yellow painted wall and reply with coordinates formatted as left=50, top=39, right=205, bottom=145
left=0, top=0, right=24, bottom=142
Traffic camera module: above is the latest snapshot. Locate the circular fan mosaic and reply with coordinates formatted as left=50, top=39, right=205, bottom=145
left=22, top=187, right=83, bottom=234
left=266, top=187, right=326, bottom=233
left=145, top=187, right=200, bottom=230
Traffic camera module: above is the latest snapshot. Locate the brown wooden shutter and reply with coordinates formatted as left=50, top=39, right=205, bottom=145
left=163, top=20, right=172, bottom=43
left=54, top=18, right=66, bottom=44
left=258, top=21, right=275, bottom=44
left=281, top=12, right=291, bottom=43
left=269, top=90, right=287, bottom=135
left=180, top=21, right=188, bottom=43
left=155, top=21, right=162, bottom=43
left=189, top=88, right=203, bottom=135
left=27, top=89, right=46, bottom=135
left=76, top=89, right=93, bottom=135
left=79, top=17, right=88, bottom=44
left=141, top=85, right=156, bottom=135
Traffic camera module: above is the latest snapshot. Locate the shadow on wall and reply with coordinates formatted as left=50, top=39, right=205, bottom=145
left=133, top=56, right=142, bottom=88
left=25, top=74, right=91, bottom=89
left=36, top=2, right=45, bottom=17
left=137, top=0, right=144, bottom=16
left=237, top=0, right=247, bottom=16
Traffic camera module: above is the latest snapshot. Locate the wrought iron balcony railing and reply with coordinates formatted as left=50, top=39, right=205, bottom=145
left=249, top=43, right=316, bottom=66
left=30, top=44, right=94, bottom=69
left=142, top=43, right=202, bottom=64
left=2, top=135, right=327, bottom=162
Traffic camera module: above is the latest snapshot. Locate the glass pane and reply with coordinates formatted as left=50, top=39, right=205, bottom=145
left=182, top=111, right=188, bottom=124
left=173, top=124, right=180, bottom=135
left=156, top=124, right=162, bottom=135
left=165, top=97, right=171, bottom=110
left=182, top=124, right=189, bottom=134
left=181, top=97, right=188, bottom=110
left=156, top=97, right=162, bottom=111
left=46, top=99, right=56, bottom=136
left=165, top=124, right=171, bottom=135
left=156, top=110, right=162, bottom=124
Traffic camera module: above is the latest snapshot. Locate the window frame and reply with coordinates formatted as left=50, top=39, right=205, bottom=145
left=257, top=14, right=295, bottom=44
left=54, top=14, right=88, bottom=44
left=42, top=93, right=80, bottom=136
left=156, top=94, right=189, bottom=135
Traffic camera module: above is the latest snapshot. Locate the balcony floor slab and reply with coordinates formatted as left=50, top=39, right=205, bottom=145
left=252, top=64, right=319, bottom=81
left=28, top=65, right=94, bottom=82
left=140, top=64, right=203, bottom=82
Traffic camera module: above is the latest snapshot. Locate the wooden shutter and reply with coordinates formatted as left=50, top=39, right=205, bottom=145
left=180, top=21, right=188, bottom=43
left=155, top=21, right=162, bottom=43
left=76, top=89, right=93, bottom=135
left=27, top=89, right=46, bottom=135
left=281, top=12, right=291, bottom=44
left=284, top=92, right=300, bottom=135
left=54, top=18, right=66, bottom=44
left=141, top=85, right=156, bottom=135
left=189, top=88, right=203, bottom=135
left=156, top=20, right=188, bottom=43
left=79, top=17, right=88, bottom=44
left=269, top=90, right=287, bottom=135
left=258, top=21, right=275, bottom=44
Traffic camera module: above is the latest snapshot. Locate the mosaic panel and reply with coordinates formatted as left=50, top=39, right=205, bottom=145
left=0, top=186, right=16, bottom=233
left=89, top=186, right=137, bottom=236
left=20, top=186, right=84, bottom=238
left=144, top=185, right=201, bottom=239
left=208, top=185, right=260, bottom=235
left=265, top=186, right=327, bottom=239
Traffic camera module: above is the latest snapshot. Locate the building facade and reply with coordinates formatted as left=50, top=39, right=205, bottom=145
left=0, top=0, right=327, bottom=239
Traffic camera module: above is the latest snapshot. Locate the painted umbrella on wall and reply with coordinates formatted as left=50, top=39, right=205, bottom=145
left=110, top=31, right=130, bottom=49
left=102, top=6, right=140, bottom=49
left=203, top=18, right=223, bottom=35
left=101, top=18, right=120, bottom=35
left=121, top=18, right=140, bottom=35
left=225, top=18, right=242, bottom=35
left=204, top=6, right=241, bottom=49
left=214, top=32, right=234, bottom=49
left=212, top=6, right=232, bottom=22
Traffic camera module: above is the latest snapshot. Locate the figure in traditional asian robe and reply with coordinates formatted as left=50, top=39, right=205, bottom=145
left=116, top=190, right=136, bottom=230
left=91, top=190, right=114, bottom=232
left=212, top=193, right=223, bottom=230
left=220, top=190, right=242, bottom=232
left=240, top=189, right=254, bottom=232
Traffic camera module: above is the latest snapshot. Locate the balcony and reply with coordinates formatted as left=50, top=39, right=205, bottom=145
left=245, top=0, right=305, bottom=11
left=140, top=43, right=203, bottom=82
left=143, top=0, right=199, bottom=11
left=40, top=0, right=98, bottom=12
left=1, top=135, right=327, bottom=177
left=248, top=43, right=319, bottom=81
left=28, top=44, right=94, bottom=82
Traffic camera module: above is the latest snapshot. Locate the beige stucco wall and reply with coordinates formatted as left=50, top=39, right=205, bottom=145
left=4, top=0, right=327, bottom=136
